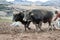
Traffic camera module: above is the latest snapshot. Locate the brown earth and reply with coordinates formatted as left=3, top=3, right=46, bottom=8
left=0, top=22, right=60, bottom=40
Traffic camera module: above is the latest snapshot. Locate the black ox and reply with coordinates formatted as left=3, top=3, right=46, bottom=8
left=13, top=11, right=31, bottom=31
left=23, top=9, right=55, bottom=31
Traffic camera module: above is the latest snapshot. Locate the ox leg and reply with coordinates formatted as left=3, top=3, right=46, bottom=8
left=26, top=22, right=31, bottom=30
left=25, top=25, right=27, bottom=31
left=48, top=21, right=51, bottom=31
left=35, top=23, right=42, bottom=32
left=38, top=22, right=43, bottom=31
left=24, top=24, right=31, bottom=31
left=48, top=21, right=53, bottom=31
left=26, top=24, right=31, bottom=30
left=51, top=21, right=56, bottom=30
left=35, top=24, right=39, bottom=31
left=24, top=25, right=30, bottom=31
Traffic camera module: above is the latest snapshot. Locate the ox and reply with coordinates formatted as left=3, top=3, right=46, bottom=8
left=13, top=11, right=31, bottom=31
left=23, top=9, right=55, bottom=31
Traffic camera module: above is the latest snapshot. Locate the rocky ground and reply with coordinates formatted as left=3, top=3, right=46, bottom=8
left=0, top=22, right=60, bottom=40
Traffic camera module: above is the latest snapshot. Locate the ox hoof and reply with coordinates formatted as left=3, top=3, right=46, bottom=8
left=28, top=28, right=31, bottom=30
left=40, top=30, right=44, bottom=32
left=49, top=28, right=51, bottom=30
left=49, top=28, right=53, bottom=31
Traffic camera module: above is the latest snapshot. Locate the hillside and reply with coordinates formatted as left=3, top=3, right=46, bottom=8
left=0, top=4, right=13, bottom=16
left=11, top=0, right=60, bottom=7
left=42, top=0, right=60, bottom=7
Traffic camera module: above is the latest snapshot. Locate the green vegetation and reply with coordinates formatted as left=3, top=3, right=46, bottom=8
left=0, top=4, right=8, bottom=11
left=0, top=4, right=13, bottom=16
left=0, top=18, right=12, bottom=22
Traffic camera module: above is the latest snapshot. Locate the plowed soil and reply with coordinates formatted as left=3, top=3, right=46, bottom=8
left=0, top=22, right=60, bottom=40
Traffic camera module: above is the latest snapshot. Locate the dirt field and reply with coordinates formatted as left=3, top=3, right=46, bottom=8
left=0, top=22, right=60, bottom=40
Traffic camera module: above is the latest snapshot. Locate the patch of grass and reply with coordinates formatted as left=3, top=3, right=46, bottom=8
left=0, top=18, right=12, bottom=22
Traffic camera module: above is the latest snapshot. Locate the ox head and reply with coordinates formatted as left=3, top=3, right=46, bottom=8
left=13, top=11, right=24, bottom=22
left=23, top=10, right=34, bottom=21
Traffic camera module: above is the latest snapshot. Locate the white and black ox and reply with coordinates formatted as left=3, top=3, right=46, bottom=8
left=13, top=11, right=31, bottom=31
left=23, top=9, right=55, bottom=31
